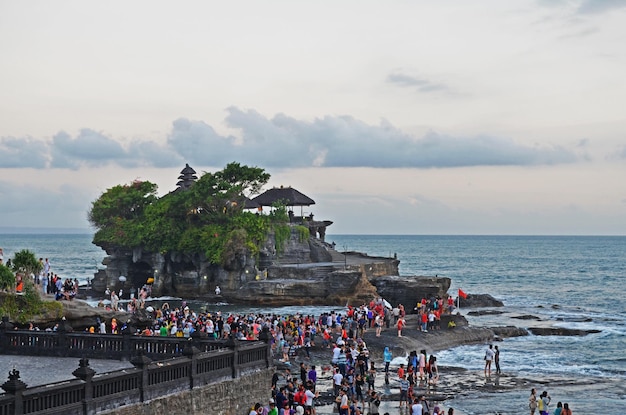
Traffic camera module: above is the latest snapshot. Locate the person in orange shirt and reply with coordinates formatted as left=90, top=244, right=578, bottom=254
left=397, top=363, right=405, bottom=379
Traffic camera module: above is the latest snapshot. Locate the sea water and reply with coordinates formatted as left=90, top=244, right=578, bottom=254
left=329, top=235, right=626, bottom=413
left=1, top=233, right=624, bottom=412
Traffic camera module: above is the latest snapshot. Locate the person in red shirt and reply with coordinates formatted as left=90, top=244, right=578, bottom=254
left=397, top=316, right=406, bottom=337
left=397, top=363, right=405, bottom=380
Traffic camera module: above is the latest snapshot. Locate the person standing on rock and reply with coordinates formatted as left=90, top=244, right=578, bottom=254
left=399, top=375, right=410, bottom=409
left=484, top=344, right=495, bottom=377
left=494, top=345, right=501, bottom=374
left=529, top=388, right=538, bottom=415
left=397, top=316, right=406, bottom=337
left=383, top=346, right=392, bottom=374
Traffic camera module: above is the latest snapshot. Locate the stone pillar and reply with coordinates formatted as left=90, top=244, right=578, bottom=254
left=0, top=316, right=13, bottom=351
left=226, top=335, right=240, bottom=379
left=1, top=368, right=27, bottom=414
left=258, top=327, right=272, bottom=368
left=130, top=350, right=153, bottom=403
left=182, top=338, right=200, bottom=389
left=72, top=357, right=96, bottom=415
left=57, top=318, right=69, bottom=351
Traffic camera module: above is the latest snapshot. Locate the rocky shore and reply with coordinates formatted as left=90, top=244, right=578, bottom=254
left=271, top=309, right=608, bottom=415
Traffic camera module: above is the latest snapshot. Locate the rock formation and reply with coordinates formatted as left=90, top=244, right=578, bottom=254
left=90, top=227, right=423, bottom=306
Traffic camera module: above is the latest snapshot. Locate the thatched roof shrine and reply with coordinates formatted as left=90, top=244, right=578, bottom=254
left=250, top=186, right=315, bottom=207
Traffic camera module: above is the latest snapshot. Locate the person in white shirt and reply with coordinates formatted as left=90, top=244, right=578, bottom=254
left=411, top=397, right=423, bottom=415
left=484, top=344, right=495, bottom=376
left=332, top=368, right=343, bottom=397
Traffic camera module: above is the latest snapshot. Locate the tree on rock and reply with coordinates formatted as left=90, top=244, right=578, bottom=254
left=0, top=264, right=15, bottom=291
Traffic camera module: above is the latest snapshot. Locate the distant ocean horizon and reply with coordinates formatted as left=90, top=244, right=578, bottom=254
left=2, top=226, right=625, bottom=236
left=0, top=233, right=624, bottom=413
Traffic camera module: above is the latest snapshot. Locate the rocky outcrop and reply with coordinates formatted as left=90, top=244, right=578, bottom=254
left=370, top=276, right=451, bottom=310
left=528, top=327, right=601, bottom=336
left=90, top=227, right=400, bottom=306
left=458, top=293, right=504, bottom=308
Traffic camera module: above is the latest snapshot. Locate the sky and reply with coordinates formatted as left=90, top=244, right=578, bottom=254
left=1, top=0, right=626, bottom=235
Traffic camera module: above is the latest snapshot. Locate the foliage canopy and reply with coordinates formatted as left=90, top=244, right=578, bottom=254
left=88, top=162, right=290, bottom=266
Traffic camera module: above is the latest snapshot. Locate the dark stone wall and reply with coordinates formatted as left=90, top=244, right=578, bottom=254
left=99, top=368, right=272, bottom=415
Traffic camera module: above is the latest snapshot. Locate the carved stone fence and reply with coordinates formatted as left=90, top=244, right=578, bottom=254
left=0, top=327, right=247, bottom=361
left=0, top=337, right=270, bottom=415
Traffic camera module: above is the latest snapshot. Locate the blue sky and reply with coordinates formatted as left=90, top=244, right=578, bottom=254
left=1, top=0, right=626, bottom=234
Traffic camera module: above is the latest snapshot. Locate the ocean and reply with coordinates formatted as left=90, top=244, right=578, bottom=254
left=0, top=233, right=624, bottom=413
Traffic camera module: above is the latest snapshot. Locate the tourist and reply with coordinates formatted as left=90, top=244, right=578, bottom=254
left=383, top=346, right=392, bottom=373
left=399, top=375, right=410, bottom=408
left=332, top=368, right=343, bottom=397
left=41, top=272, right=49, bottom=295
left=561, top=403, right=572, bottom=415
left=267, top=399, right=278, bottom=415
left=418, top=349, right=427, bottom=381
left=300, top=362, right=307, bottom=385
left=304, top=383, right=317, bottom=415
left=484, top=344, right=495, bottom=376
left=307, top=365, right=317, bottom=391
left=554, top=401, right=563, bottom=415
left=397, top=316, right=406, bottom=337
left=420, top=310, right=428, bottom=332
left=337, top=388, right=349, bottom=415
left=366, top=365, right=376, bottom=391
left=374, top=313, right=383, bottom=337
left=529, top=388, right=538, bottom=415
left=410, top=397, right=423, bottom=415
left=428, top=355, right=439, bottom=385
left=448, top=409, right=454, bottom=415
left=111, top=290, right=119, bottom=311
left=354, top=373, right=365, bottom=407
left=368, top=390, right=381, bottom=415
left=249, top=403, right=263, bottom=415
left=494, top=345, right=501, bottom=374
left=538, top=391, right=551, bottom=415
left=397, top=363, right=405, bottom=379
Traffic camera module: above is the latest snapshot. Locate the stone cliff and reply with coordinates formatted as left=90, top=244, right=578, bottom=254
left=90, top=226, right=450, bottom=306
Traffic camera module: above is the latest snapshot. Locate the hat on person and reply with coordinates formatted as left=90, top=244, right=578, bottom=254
left=295, top=406, right=304, bottom=415
left=269, top=399, right=275, bottom=405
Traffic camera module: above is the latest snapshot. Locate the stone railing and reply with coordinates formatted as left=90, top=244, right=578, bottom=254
left=0, top=337, right=270, bottom=415
left=0, top=326, right=240, bottom=361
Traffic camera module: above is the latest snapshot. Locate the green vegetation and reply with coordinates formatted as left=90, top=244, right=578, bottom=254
left=295, top=225, right=310, bottom=243
left=0, top=264, right=15, bottom=291
left=0, top=250, right=63, bottom=324
left=11, top=249, right=42, bottom=276
left=88, top=162, right=299, bottom=267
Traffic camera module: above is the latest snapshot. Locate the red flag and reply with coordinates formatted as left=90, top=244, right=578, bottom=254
left=458, top=289, right=468, bottom=299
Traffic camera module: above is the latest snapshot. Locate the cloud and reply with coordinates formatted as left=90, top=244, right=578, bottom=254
left=0, top=136, right=49, bottom=168
left=2, top=109, right=581, bottom=170
left=386, top=72, right=449, bottom=93
left=124, top=140, right=184, bottom=168
left=576, top=0, right=626, bottom=14
left=51, top=129, right=127, bottom=169
left=166, top=118, right=238, bottom=166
